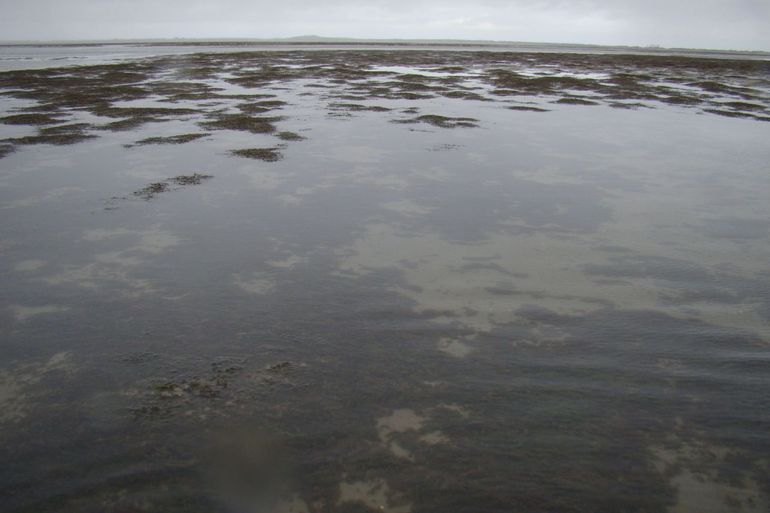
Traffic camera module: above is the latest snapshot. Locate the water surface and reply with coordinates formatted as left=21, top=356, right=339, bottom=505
left=1, top=48, right=769, bottom=513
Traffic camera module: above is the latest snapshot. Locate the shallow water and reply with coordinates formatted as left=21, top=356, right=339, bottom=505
left=1, top=48, right=769, bottom=513
left=2, top=42, right=768, bottom=72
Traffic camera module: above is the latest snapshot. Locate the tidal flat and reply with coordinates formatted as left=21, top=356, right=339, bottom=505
left=1, top=47, right=769, bottom=513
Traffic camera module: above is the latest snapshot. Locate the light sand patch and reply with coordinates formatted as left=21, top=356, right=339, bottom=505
left=1, top=186, right=83, bottom=209
left=249, top=171, right=286, bottom=191
left=280, top=181, right=345, bottom=205
left=338, top=479, right=411, bottom=513
left=653, top=444, right=768, bottom=513
left=134, top=228, right=182, bottom=254
left=0, top=239, right=15, bottom=254
left=293, top=186, right=315, bottom=195
left=275, top=495, right=310, bottom=513
left=437, top=337, right=474, bottom=358
left=382, top=199, right=434, bottom=216
left=93, top=251, right=144, bottom=267
left=45, top=262, right=153, bottom=294
left=11, top=304, right=69, bottom=322
left=336, top=223, right=624, bottom=332
left=0, top=374, right=27, bottom=424
left=13, top=259, right=46, bottom=272
left=0, top=352, right=74, bottom=424
left=275, top=185, right=327, bottom=206
left=163, top=293, right=191, bottom=301
left=267, top=254, right=305, bottom=269
left=512, top=325, right=571, bottom=348
left=437, top=403, right=471, bottom=418
left=359, top=173, right=410, bottom=190
left=377, top=409, right=426, bottom=439
left=330, top=144, right=387, bottom=165
left=45, top=227, right=179, bottom=295
left=83, top=226, right=181, bottom=253
left=233, top=272, right=275, bottom=295
left=318, top=164, right=410, bottom=191
left=377, top=408, right=426, bottom=460
left=387, top=441, right=414, bottom=460
left=419, top=431, right=450, bottom=445
left=82, top=228, right=136, bottom=241
left=336, top=221, right=770, bottom=340
left=277, top=194, right=303, bottom=206
left=413, top=164, right=452, bottom=182
left=376, top=407, right=453, bottom=457
left=668, top=471, right=765, bottom=513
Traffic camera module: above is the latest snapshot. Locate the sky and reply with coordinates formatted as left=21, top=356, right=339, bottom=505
left=1, top=0, right=768, bottom=51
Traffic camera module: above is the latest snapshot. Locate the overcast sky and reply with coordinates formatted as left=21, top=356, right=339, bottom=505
left=1, top=0, right=768, bottom=51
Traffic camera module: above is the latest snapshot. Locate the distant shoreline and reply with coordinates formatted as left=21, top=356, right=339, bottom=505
left=0, top=38, right=768, bottom=58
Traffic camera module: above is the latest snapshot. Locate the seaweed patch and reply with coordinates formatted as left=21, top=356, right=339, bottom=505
left=199, top=114, right=280, bottom=134
left=132, top=173, right=213, bottom=200
left=275, top=131, right=306, bottom=141
left=0, top=113, right=65, bottom=125
left=230, top=147, right=284, bottom=161
left=392, top=114, right=479, bottom=128
left=127, top=133, right=211, bottom=147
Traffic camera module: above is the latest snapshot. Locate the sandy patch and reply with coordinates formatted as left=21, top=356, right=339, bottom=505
left=13, top=259, right=46, bottom=272
left=10, top=304, right=69, bottom=322
left=338, top=478, right=411, bottom=513
left=233, top=272, right=275, bottom=295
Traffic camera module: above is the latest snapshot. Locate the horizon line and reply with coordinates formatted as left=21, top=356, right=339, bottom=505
left=0, top=36, right=768, bottom=54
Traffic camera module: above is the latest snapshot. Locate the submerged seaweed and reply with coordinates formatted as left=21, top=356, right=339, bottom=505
left=275, top=131, right=306, bottom=141
left=0, top=143, right=15, bottom=158
left=554, top=97, right=600, bottom=105
left=6, top=122, right=98, bottom=146
left=329, top=102, right=392, bottom=113
left=230, top=147, right=284, bottom=161
left=0, top=113, right=65, bottom=125
left=133, top=181, right=170, bottom=200
left=508, top=105, right=550, bottom=112
left=132, top=174, right=213, bottom=199
left=393, top=114, right=479, bottom=128
left=170, top=173, right=214, bottom=185
left=128, top=133, right=211, bottom=147
left=199, top=114, right=280, bottom=134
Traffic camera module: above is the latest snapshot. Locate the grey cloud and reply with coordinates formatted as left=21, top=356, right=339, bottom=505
left=0, top=0, right=767, bottom=50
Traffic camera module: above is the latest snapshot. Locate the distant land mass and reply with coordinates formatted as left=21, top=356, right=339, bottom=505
left=0, top=36, right=768, bottom=59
